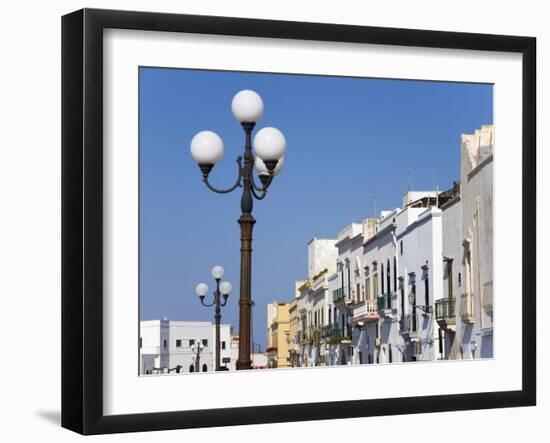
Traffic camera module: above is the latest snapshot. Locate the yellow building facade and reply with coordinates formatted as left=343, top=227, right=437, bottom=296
left=266, top=301, right=291, bottom=368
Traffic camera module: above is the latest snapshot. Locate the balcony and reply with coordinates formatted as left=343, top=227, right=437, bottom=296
left=307, top=326, right=322, bottom=344
left=401, top=313, right=420, bottom=338
left=321, top=325, right=352, bottom=344
left=460, top=293, right=475, bottom=323
left=353, top=300, right=379, bottom=323
left=482, top=281, right=493, bottom=310
left=332, top=286, right=350, bottom=304
left=435, top=297, right=456, bottom=332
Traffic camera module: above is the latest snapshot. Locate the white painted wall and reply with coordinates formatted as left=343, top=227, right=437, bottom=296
left=459, top=126, right=494, bottom=359
left=307, top=238, right=337, bottom=279
left=139, top=320, right=233, bottom=374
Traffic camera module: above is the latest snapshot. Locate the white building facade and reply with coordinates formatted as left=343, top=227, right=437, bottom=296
left=139, top=319, right=234, bottom=374
left=293, top=238, right=338, bottom=367
left=281, top=124, right=494, bottom=367
left=437, top=125, right=494, bottom=360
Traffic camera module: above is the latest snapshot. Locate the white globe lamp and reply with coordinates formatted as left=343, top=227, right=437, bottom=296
left=190, top=131, right=224, bottom=176
left=220, top=281, right=233, bottom=296
left=231, top=90, right=264, bottom=123
left=211, top=265, right=224, bottom=280
left=253, top=127, right=286, bottom=173
left=195, top=283, right=209, bottom=298
left=255, top=156, right=284, bottom=176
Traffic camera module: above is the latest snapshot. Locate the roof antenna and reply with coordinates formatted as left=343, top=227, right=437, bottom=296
left=407, top=170, right=412, bottom=204
left=432, top=163, right=439, bottom=208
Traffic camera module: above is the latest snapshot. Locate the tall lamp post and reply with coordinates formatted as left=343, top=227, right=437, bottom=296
left=196, top=266, right=233, bottom=371
left=190, top=90, right=286, bottom=370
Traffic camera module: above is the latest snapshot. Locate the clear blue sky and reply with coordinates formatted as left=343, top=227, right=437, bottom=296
left=139, top=67, right=493, bottom=349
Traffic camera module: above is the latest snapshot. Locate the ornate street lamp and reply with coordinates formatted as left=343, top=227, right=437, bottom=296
left=196, top=266, right=233, bottom=371
left=190, top=90, right=286, bottom=370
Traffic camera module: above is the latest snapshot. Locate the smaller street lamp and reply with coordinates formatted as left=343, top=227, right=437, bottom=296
left=190, top=340, right=205, bottom=373
left=196, top=266, right=233, bottom=371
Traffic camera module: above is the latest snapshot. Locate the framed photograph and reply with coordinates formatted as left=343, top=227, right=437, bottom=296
left=61, top=8, right=536, bottom=435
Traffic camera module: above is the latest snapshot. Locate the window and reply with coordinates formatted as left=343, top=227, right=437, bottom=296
left=424, top=272, right=430, bottom=307
left=400, top=285, right=405, bottom=316
left=365, top=277, right=370, bottom=300
left=356, top=283, right=361, bottom=302
left=400, top=240, right=403, bottom=255
left=386, top=259, right=391, bottom=295
left=381, top=263, right=385, bottom=294
left=347, top=262, right=351, bottom=300
left=447, top=261, right=453, bottom=299
left=393, top=257, right=397, bottom=292
left=163, top=339, right=167, bottom=348
left=189, top=339, right=195, bottom=347
left=202, top=364, right=208, bottom=372
left=221, top=341, right=226, bottom=350
left=411, top=282, right=417, bottom=331
left=189, top=365, right=195, bottom=373
left=139, top=337, right=142, bottom=348
left=458, top=272, right=462, bottom=287
left=348, top=346, right=354, bottom=356
left=202, top=339, right=208, bottom=347
left=176, top=339, right=182, bottom=348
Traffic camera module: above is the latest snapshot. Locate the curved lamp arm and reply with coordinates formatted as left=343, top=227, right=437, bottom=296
left=199, top=294, right=216, bottom=308
left=251, top=186, right=268, bottom=201
left=202, top=157, right=243, bottom=194
left=249, top=169, right=274, bottom=200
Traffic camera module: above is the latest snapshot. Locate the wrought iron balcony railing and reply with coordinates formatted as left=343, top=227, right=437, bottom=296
left=332, top=286, right=349, bottom=303
left=378, top=293, right=393, bottom=311
left=435, top=297, right=456, bottom=321
left=320, top=325, right=351, bottom=343
left=401, top=313, right=420, bottom=334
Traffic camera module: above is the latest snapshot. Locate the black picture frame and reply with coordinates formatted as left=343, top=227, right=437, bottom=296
left=61, top=8, right=536, bottom=435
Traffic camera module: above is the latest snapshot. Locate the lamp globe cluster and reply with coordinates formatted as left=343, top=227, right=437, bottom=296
left=190, top=89, right=286, bottom=175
